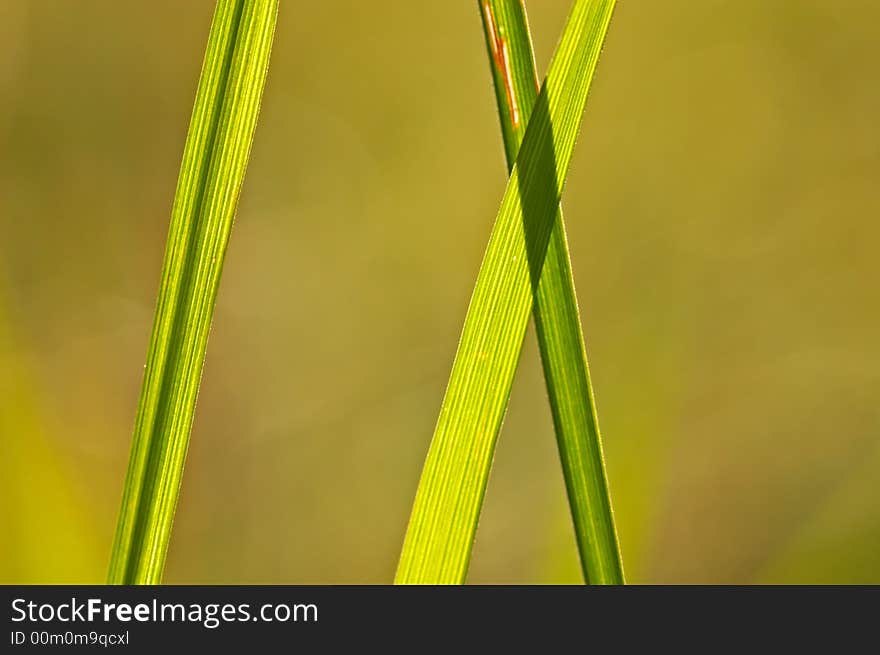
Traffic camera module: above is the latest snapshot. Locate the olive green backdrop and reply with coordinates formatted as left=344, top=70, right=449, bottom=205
left=1, top=1, right=878, bottom=583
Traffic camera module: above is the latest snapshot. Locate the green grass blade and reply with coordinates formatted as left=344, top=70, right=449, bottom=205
left=479, top=0, right=623, bottom=584
left=396, top=0, right=617, bottom=584
left=107, top=0, right=278, bottom=585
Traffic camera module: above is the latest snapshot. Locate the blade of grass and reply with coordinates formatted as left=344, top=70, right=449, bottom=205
left=396, top=0, right=617, bottom=584
left=107, top=0, right=278, bottom=584
left=479, top=0, right=622, bottom=584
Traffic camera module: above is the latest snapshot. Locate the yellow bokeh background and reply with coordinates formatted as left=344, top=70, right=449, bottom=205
left=1, top=1, right=878, bottom=583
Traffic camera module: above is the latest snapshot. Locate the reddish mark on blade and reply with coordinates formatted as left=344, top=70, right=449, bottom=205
left=482, top=2, right=520, bottom=128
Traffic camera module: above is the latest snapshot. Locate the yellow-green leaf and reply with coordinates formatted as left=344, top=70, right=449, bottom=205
left=107, top=0, right=278, bottom=585
left=396, top=0, right=617, bottom=584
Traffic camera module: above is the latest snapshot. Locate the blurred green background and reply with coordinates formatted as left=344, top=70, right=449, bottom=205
left=1, top=0, right=878, bottom=584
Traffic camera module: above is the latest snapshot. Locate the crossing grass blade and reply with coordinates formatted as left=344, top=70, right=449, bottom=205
left=396, top=0, right=617, bottom=584
left=479, top=0, right=623, bottom=584
left=107, top=0, right=278, bottom=584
